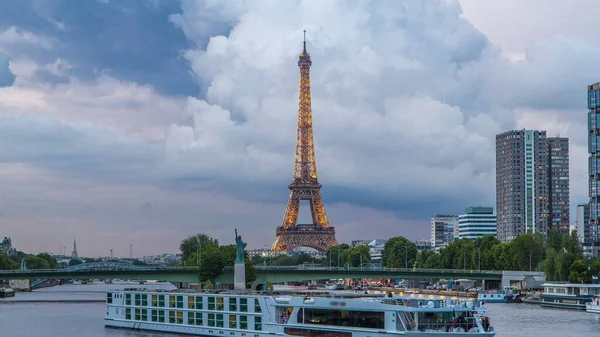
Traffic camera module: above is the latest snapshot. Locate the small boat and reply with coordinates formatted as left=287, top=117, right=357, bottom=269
left=585, top=295, right=600, bottom=313
left=477, top=286, right=522, bottom=303
left=0, top=288, right=15, bottom=298
left=324, top=278, right=345, bottom=290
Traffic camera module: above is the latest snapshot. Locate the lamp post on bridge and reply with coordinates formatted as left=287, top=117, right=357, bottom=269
left=404, top=246, right=408, bottom=269
left=477, top=248, right=481, bottom=271
left=196, top=238, right=201, bottom=269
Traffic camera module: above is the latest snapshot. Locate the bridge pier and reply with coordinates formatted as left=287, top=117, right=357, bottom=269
left=9, top=279, right=30, bottom=291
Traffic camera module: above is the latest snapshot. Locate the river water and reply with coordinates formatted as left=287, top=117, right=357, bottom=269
left=1, top=282, right=599, bottom=336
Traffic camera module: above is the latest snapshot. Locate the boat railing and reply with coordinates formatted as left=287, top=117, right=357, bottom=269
left=414, top=322, right=484, bottom=333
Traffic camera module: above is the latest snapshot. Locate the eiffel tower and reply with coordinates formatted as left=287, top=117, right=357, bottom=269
left=272, top=31, right=338, bottom=252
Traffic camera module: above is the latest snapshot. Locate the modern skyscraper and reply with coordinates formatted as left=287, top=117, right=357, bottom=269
left=430, top=215, right=458, bottom=249
left=496, top=130, right=549, bottom=242
left=589, top=82, right=600, bottom=240
left=547, top=137, right=570, bottom=233
left=458, top=207, right=497, bottom=240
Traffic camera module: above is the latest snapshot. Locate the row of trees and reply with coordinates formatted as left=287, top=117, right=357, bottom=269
left=0, top=251, right=58, bottom=270
left=377, top=230, right=598, bottom=283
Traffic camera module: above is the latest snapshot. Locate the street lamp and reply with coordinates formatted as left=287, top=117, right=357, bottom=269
left=404, top=246, right=408, bottom=269
left=529, top=251, right=532, bottom=272
left=463, top=251, right=467, bottom=270
left=477, top=248, right=481, bottom=271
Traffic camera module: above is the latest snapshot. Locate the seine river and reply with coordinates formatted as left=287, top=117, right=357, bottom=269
left=1, top=282, right=599, bottom=336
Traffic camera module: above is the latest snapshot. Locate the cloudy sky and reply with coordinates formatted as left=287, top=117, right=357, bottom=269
left=0, top=0, right=596, bottom=257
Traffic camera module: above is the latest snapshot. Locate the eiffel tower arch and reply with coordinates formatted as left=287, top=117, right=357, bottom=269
left=272, top=31, right=338, bottom=252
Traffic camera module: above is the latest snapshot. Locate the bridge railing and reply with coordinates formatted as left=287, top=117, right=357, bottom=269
left=252, top=265, right=503, bottom=274
left=0, top=266, right=199, bottom=273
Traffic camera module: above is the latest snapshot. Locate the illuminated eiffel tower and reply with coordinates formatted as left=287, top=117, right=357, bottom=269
left=271, top=31, right=338, bottom=252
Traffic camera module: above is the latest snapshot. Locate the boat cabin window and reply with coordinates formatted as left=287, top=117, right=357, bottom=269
left=107, top=293, right=113, bottom=304
left=240, top=298, right=248, bottom=312
left=299, top=309, right=384, bottom=329
left=230, top=298, right=238, bottom=311
left=189, top=312, right=203, bottom=325
left=240, top=315, right=248, bottom=329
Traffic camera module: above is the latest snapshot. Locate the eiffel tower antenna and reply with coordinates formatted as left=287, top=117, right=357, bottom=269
left=272, top=32, right=338, bottom=252
left=303, top=30, right=307, bottom=53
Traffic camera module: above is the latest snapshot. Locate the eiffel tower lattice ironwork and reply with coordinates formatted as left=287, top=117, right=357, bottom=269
left=272, top=31, right=338, bottom=252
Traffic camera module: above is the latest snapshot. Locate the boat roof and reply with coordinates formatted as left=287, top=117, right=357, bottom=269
left=542, top=283, right=600, bottom=288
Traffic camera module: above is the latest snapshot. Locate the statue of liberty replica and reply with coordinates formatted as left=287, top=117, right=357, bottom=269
left=234, top=229, right=247, bottom=290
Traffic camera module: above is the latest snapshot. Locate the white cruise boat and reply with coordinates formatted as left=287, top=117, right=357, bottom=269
left=585, top=295, right=600, bottom=313
left=105, top=289, right=495, bottom=336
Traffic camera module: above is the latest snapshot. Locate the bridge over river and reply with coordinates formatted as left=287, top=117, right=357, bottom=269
left=0, top=262, right=503, bottom=287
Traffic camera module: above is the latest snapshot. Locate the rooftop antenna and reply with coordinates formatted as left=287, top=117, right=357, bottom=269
left=303, top=29, right=307, bottom=53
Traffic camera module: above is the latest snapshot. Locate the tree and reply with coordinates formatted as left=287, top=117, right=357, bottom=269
left=0, top=252, right=19, bottom=270
left=424, top=253, right=443, bottom=269
left=180, top=234, right=219, bottom=262
left=381, top=237, right=417, bottom=268
left=568, top=259, right=591, bottom=283
left=198, top=245, right=225, bottom=283
left=542, top=249, right=558, bottom=281
left=36, top=253, right=58, bottom=268
left=326, top=244, right=350, bottom=267
left=68, top=258, right=83, bottom=266
left=511, top=233, right=544, bottom=271
left=547, top=230, right=563, bottom=252
left=347, top=245, right=370, bottom=267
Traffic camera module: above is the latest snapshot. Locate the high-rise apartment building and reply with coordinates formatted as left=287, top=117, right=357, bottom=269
left=458, top=207, right=497, bottom=240
left=430, top=215, right=458, bottom=249
left=547, top=137, right=570, bottom=233
left=496, top=130, right=549, bottom=242
left=576, top=203, right=589, bottom=243
left=588, top=82, right=600, bottom=245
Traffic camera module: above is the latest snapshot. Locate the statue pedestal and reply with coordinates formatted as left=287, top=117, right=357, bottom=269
left=234, top=262, right=246, bottom=290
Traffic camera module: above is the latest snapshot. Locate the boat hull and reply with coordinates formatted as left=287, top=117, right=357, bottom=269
left=106, top=319, right=495, bottom=337
left=585, top=303, right=600, bottom=313
left=541, top=294, right=591, bottom=310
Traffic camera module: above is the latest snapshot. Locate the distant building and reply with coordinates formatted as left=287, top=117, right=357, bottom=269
left=246, top=249, right=288, bottom=258
left=413, top=240, right=432, bottom=251
left=71, top=238, right=78, bottom=259
left=368, top=239, right=387, bottom=265
left=430, top=215, right=458, bottom=249
left=496, top=130, right=549, bottom=242
left=547, top=137, right=570, bottom=234
left=350, top=239, right=371, bottom=247
left=576, top=203, right=589, bottom=243
left=0, top=237, right=16, bottom=256
left=458, top=207, right=497, bottom=240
